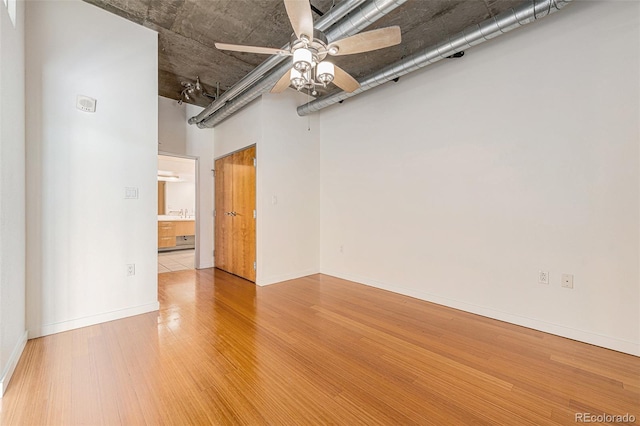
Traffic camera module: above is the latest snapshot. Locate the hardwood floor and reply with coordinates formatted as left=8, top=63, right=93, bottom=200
left=1, top=269, right=638, bottom=425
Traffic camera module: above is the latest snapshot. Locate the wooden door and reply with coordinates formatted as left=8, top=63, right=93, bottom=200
left=214, top=154, right=233, bottom=274
left=231, top=146, right=256, bottom=281
left=214, top=146, right=256, bottom=282
left=157, top=181, right=166, bottom=215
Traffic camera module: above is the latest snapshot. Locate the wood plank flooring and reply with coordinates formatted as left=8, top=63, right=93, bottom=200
left=1, top=269, right=638, bottom=425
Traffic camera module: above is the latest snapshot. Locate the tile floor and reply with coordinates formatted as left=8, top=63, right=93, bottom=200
left=158, top=249, right=195, bottom=273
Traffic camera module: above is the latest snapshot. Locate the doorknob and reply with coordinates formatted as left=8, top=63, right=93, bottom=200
left=225, top=211, right=237, bottom=216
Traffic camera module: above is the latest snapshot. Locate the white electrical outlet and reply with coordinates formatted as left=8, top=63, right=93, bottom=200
left=339, top=245, right=344, bottom=254
left=127, top=264, right=135, bottom=276
left=561, top=274, right=573, bottom=289
left=538, top=270, right=549, bottom=284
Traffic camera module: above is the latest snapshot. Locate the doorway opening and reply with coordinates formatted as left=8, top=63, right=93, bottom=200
left=157, top=154, right=199, bottom=273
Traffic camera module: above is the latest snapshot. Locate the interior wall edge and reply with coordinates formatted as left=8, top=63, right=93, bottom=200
left=0, top=331, right=28, bottom=397
left=0, top=0, right=26, bottom=398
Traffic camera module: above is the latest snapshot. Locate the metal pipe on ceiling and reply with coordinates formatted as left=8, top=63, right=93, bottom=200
left=197, top=0, right=409, bottom=128
left=296, top=0, right=572, bottom=116
left=188, top=0, right=369, bottom=126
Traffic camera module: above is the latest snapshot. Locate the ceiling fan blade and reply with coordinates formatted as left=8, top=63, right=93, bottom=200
left=328, top=26, right=401, bottom=56
left=271, top=70, right=291, bottom=93
left=215, top=42, right=288, bottom=56
left=333, top=65, right=360, bottom=93
left=284, top=0, right=314, bottom=40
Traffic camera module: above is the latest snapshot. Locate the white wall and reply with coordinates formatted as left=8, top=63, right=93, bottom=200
left=214, top=91, right=320, bottom=285
left=165, top=182, right=196, bottom=214
left=259, top=93, right=320, bottom=285
left=185, top=104, right=215, bottom=269
left=213, top=98, right=262, bottom=158
left=25, top=0, right=159, bottom=338
left=158, top=96, right=187, bottom=154
left=319, top=1, right=639, bottom=355
left=0, top=0, right=27, bottom=396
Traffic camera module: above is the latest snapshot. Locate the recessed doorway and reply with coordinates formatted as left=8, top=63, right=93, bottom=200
left=158, top=154, right=198, bottom=273
left=214, top=145, right=256, bottom=282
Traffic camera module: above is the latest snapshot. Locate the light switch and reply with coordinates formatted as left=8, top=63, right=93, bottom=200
left=125, top=187, right=139, bottom=199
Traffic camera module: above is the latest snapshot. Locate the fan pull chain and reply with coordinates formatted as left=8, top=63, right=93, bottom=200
left=307, top=90, right=311, bottom=131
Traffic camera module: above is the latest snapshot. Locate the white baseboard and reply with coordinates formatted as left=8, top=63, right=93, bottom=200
left=29, top=301, right=160, bottom=339
left=257, top=268, right=320, bottom=286
left=321, top=269, right=640, bottom=357
left=0, top=330, right=28, bottom=397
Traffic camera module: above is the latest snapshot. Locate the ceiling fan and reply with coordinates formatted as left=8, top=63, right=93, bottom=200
left=214, top=0, right=401, bottom=95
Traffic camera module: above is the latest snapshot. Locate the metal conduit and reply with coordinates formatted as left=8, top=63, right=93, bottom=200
left=297, top=0, right=572, bottom=116
left=197, top=0, right=409, bottom=128
left=188, top=0, right=368, bottom=126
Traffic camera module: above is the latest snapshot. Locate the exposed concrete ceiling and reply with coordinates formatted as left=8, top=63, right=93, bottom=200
left=83, top=0, right=522, bottom=107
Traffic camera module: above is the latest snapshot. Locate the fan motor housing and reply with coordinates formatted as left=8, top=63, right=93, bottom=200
left=290, top=30, right=329, bottom=62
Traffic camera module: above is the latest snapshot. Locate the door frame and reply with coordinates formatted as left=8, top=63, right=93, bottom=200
left=158, top=151, right=200, bottom=270
left=214, top=144, right=257, bottom=281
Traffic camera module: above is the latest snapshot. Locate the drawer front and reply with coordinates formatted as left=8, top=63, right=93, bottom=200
left=158, top=236, right=176, bottom=248
left=174, top=221, right=195, bottom=236
left=158, top=222, right=175, bottom=237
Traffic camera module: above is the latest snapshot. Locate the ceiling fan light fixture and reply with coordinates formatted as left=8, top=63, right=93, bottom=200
left=216, top=0, right=401, bottom=97
left=316, top=61, right=335, bottom=85
left=293, top=48, right=313, bottom=73
left=290, top=68, right=306, bottom=90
